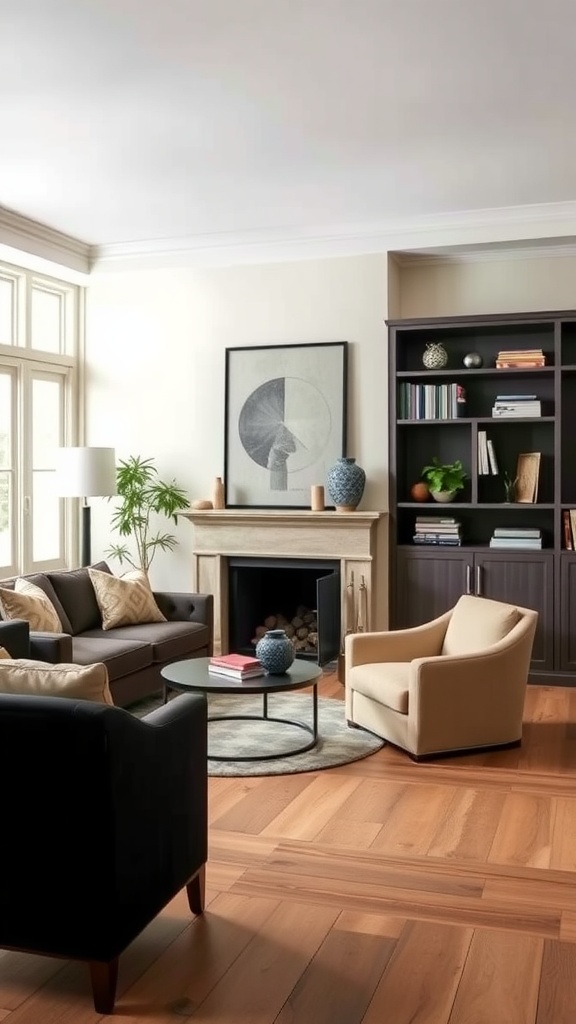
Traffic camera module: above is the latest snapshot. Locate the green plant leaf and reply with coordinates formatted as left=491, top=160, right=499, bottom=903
left=421, top=457, right=467, bottom=493
left=105, top=454, right=190, bottom=571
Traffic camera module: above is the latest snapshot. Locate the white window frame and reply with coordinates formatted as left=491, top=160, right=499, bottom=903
left=0, top=259, right=81, bottom=575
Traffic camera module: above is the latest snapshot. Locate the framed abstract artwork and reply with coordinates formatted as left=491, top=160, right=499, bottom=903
left=224, top=341, right=348, bottom=508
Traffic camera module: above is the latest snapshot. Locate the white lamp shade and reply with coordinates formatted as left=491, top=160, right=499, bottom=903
left=55, top=447, right=117, bottom=498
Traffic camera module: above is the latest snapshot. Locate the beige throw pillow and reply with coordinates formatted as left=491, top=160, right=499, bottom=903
left=88, top=567, right=166, bottom=630
left=0, top=578, right=63, bottom=632
left=0, top=659, right=113, bottom=704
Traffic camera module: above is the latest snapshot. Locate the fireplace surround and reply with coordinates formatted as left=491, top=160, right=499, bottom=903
left=181, top=509, right=387, bottom=656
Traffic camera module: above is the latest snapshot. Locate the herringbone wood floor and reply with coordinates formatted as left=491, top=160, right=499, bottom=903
left=3, top=676, right=576, bottom=1022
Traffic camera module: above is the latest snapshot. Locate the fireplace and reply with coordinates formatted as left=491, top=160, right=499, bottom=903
left=228, top=557, right=340, bottom=665
left=181, top=509, right=387, bottom=656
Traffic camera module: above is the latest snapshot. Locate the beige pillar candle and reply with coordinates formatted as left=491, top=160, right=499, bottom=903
left=310, top=484, right=325, bottom=511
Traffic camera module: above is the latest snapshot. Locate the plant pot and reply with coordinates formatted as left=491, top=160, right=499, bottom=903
left=431, top=489, right=457, bottom=503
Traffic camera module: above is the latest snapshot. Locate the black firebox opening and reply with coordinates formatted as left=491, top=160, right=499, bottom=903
left=228, top=557, right=340, bottom=666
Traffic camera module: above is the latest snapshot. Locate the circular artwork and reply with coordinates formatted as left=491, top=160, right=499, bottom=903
left=238, top=377, right=331, bottom=491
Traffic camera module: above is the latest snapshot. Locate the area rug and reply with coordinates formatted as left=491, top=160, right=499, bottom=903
left=131, top=693, right=385, bottom=777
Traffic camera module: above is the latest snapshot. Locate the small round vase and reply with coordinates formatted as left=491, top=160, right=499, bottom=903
left=255, top=629, right=295, bottom=674
left=326, top=457, right=366, bottom=512
left=463, top=352, right=483, bottom=368
left=422, top=343, right=448, bottom=369
left=431, top=489, right=457, bottom=503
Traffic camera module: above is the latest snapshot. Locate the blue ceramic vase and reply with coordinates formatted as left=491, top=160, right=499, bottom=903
left=255, top=629, right=295, bottom=674
left=326, top=457, right=366, bottom=512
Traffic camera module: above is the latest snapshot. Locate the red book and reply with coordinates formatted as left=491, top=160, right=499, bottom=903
left=209, top=653, right=262, bottom=669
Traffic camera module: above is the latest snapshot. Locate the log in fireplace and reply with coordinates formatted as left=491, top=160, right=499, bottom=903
left=228, top=557, right=340, bottom=665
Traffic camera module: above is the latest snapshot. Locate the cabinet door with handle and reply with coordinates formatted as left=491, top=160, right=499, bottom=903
left=474, top=552, right=554, bottom=671
left=395, top=548, right=472, bottom=629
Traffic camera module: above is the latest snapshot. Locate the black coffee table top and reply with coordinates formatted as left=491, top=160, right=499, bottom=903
left=161, top=656, right=322, bottom=695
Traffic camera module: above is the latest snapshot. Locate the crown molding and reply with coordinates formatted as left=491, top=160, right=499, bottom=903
left=90, top=200, right=576, bottom=272
left=0, top=206, right=90, bottom=277
left=393, top=240, right=576, bottom=266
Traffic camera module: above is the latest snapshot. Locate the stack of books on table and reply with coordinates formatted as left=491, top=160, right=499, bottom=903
left=492, top=394, right=542, bottom=418
left=495, top=349, right=546, bottom=369
left=413, top=517, right=462, bottom=546
left=489, top=528, right=542, bottom=550
left=208, top=653, right=265, bottom=679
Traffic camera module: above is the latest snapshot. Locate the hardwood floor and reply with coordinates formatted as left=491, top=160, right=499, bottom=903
left=3, top=675, right=576, bottom=1022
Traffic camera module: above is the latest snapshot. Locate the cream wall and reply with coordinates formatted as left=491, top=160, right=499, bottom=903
left=86, top=253, right=389, bottom=589
left=397, top=252, right=576, bottom=318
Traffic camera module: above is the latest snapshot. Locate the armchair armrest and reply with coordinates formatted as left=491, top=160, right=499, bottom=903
left=346, top=609, right=452, bottom=668
left=0, top=619, right=30, bottom=658
left=29, top=631, right=73, bottom=663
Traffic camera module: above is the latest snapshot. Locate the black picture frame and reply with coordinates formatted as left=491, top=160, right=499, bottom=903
left=224, top=341, right=348, bottom=509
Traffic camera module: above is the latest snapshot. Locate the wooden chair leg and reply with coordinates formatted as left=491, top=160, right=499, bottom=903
left=89, top=958, right=118, bottom=1015
left=186, top=864, right=206, bottom=915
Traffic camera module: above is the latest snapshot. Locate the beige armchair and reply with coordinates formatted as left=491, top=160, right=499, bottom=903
left=345, top=595, right=538, bottom=760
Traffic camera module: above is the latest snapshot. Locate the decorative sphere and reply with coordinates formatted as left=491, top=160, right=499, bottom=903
left=463, top=352, right=483, bottom=368
left=410, top=482, right=430, bottom=502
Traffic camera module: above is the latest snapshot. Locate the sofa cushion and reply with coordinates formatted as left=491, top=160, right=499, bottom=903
left=349, top=662, right=410, bottom=714
left=70, top=635, right=153, bottom=682
left=88, top=568, right=166, bottom=630
left=442, top=595, right=520, bottom=657
left=83, top=619, right=211, bottom=663
left=0, top=579, right=63, bottom=632
left=0, top=656, right=113, bottom=704
left=47, top=562, right=111, bottom=635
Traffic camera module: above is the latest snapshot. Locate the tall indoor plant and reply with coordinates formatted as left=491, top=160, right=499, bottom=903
left=106, top=455, right=190, bottom=572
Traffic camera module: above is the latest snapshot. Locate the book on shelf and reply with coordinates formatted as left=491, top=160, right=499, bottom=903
left=565, top=507, right=573, bottom=548
left=493, top=527, right=541, bottom=539
left=413, top=535, right=462, bottom=546
left=563, top=511, right=573, bottom=550
left=489, top=538, right=543, bottom=549
left=495, top=349, right=546, bottom=369
left=415, top=516, right=458, bottom=523
left=492, top=400, right=541, bottom=417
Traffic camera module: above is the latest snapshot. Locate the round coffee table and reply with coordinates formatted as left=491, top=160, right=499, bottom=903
left=160, top=657, right=323, bottom=762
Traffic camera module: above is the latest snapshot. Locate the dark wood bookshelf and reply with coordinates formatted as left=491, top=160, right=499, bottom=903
left=387, top=308, right=576, bottom=684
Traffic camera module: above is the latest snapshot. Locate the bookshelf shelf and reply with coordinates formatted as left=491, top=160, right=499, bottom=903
left=388, top=309, right=576, bottom=682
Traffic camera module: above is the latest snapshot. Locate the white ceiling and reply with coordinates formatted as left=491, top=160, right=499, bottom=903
left=3, top=0, right=576, bottom=254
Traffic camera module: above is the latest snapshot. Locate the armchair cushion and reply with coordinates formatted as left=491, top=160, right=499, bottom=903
left=349, top=662, right=410, bottom=714
left=0, top=578, right=63, bottom=633
left=0, top=657, right=113, bottom=704
left=88, top=568, right=166, bottom=630
left=442, top=594, right=520, bottom=656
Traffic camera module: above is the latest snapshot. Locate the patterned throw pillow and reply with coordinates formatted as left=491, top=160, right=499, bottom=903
left=0, top=578, right=63, bottom=632
left=0, top=658, right=113, bottom=704
left=88, top=568, right=166, bottom=630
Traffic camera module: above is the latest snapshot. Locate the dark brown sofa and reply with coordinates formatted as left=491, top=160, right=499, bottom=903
left=0, top=562, right=213, bottom=707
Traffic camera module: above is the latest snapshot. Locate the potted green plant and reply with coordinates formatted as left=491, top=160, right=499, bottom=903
left=421, top=457, right=467, bottom=503
left=106, top=455, right=190, bottom=572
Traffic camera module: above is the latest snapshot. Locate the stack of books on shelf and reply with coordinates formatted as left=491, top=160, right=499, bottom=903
left=413, top=516, right=462, bottom=546
left=489, top=528, right=542, bottom=550
left=208, top=653, right=265, bottom=679
left=477, top=431, right=499, bottom=474
left=495, top=349, right=546, bottom=368
left=492, top=394, right=542, bottom=418
left=563, top=510, right=576, bottom=549
left=398, top=382, right=466, bottom=420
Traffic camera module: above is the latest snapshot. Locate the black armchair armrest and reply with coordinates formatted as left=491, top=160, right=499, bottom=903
left=29, top=631, right=74, bottom=663
left=0, top=618, right=30, bottom=658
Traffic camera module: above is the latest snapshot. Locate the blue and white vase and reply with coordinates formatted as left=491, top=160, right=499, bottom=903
left=255, top=629, right=295, bottom=674
left=326, top=457, right=366, bottom=512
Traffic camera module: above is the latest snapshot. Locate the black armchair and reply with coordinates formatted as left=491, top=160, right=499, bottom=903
left=0, top=689, right=208, bottom=1014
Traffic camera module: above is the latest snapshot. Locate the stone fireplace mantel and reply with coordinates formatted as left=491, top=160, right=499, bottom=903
left=181, top=509, right=388, bottom=656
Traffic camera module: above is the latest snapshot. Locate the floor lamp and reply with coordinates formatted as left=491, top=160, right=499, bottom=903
left=55, top=447, right=117, bottom=567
